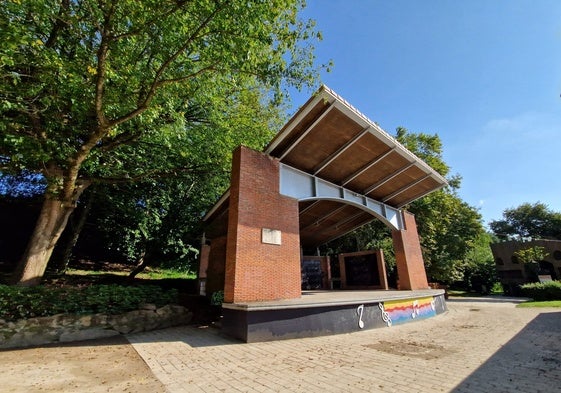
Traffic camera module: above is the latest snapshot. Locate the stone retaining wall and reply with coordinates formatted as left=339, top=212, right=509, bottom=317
left=0, top=304, right=192, bottom=349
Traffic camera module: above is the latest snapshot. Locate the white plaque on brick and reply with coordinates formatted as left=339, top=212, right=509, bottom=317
left=262, top=228, right=281, bottom=245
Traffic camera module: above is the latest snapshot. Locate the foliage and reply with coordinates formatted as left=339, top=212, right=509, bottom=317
left=520, top=280, right=561, bottom=301
left=319, top=220, right=396, bottom=278
left=460, top=232, right=499, bottom=293
left=490, top=282, right=504, bottom=294
left=517, top=300, right=561, bottom=308
left=489, top=202, right=561, bottom=240
left=322, top=128, right=487, bottom=286
left=210, top=290, right=224, bottom=306
left=0, top=284, right=178, bottom=321
left=409, top=189, right=483, bottom=284
left=512, top=246, right=549, bottom=264
left=1, top=0, right=326, bottom=284
left=67, top=85, right=285, bottom=273
left=0, top=0, right=322, bottom=183
left=396, top=128, right=485, bottom=284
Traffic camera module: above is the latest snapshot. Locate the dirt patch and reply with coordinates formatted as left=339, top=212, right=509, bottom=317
left=365, top=339, right=453, bottom=360
left=0, top=335, right=166, bottom=393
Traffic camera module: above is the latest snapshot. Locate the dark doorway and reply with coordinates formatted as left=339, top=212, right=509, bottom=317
left=301, top=258, right=323, bottom=290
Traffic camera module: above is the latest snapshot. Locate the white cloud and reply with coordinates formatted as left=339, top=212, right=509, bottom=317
left=448, top=110, right=561, bottom=223
left=483, top=111, right=559, bottom=142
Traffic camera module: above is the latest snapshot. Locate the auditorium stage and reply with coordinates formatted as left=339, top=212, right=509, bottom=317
left=221, top=289, right=447, bottom=342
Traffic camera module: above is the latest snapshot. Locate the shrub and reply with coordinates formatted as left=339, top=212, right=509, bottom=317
left=210, top=290, right=224, bottom=306
left=520, top=280, right=561, bottom=301
left=0, top=284, right=178, bottom=322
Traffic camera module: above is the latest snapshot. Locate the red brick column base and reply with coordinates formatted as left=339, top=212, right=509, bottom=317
left=224, top=146, right=301, bottom=303
left=392, top=211, right=429, bottom=290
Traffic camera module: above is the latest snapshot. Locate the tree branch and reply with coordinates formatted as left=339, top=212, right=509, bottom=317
left=107, top=1, right=230, bottom=129
left=85, top=165, right=211, bottom=185
left=98, top=131, right=142, bottom=151
left=45, top=0, right=71, bottom=48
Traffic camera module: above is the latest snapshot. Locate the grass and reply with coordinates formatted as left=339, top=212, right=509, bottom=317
left=136, top=267, right=196, bottom=280
left=447, top=289, right=504, bottom=298
left=39, top=262, right=198, bottom=289
left=516, top=300, right=561, bottom=308
left=65, top=266, right=196, bottom=280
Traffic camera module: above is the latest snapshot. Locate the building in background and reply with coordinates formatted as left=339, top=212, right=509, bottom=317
left=491, top=239, right=561, bottom=295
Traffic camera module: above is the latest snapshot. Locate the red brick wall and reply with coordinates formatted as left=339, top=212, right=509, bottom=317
left=206, top=236, right=227, bottom=297
left=224, top=146, right=301, bottom=303
left=392, top=211, right=429, bottom=290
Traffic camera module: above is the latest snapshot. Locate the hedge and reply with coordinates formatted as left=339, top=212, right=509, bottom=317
left=0, top=284, right=178, bottom=322
left=520, top=280, right=561, bottom=301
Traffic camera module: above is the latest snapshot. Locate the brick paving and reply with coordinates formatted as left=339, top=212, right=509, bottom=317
left=127, top=297, right=561, bottom=393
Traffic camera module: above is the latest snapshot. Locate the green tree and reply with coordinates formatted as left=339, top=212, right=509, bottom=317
left=513, top=246, right=550, bottom=283
left=395, top=127, right=484, bottom=284
left=325, top=128, right=486, bottom=286
left=1, top=0, right=324, bottom=285
left=489, top=202, right=561, bottom=240
left=72, top=88, right=283, bottom=277
left=462, top=232, right=498, bottom=293
left=319, top=220, right=396, bottom=282
left=409, top=189, right=484, bottom=284
left=513, top=246, right=549, bottom=264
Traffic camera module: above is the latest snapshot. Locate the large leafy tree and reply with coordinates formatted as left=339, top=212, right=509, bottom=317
left=326, top=128, right=486, bottom=285
left=54, top=87, right=286, bottom=276
left=489, top=202, right=561, bottom=240
left=409, top=189, right=484, bottom=283
left=396, top=127, right=484, bottom=283
left=0, top=0, right=323, bottom=285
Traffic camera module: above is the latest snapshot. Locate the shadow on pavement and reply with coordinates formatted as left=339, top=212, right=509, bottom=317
left=127, top=324, right=241, bottom=348
left=451, top=311, right=561, bottom=392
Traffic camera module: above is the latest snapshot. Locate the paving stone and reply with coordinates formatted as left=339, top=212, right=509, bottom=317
left=127, top=298, right=561, bottom=393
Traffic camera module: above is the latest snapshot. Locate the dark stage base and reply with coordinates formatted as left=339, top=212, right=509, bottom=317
left=222, top=290, right=447, bottom=342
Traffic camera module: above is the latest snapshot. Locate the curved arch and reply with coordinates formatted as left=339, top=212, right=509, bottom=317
left=299, top=196, right=401, bottom=231
left=280, top=163, right=404, bottom=231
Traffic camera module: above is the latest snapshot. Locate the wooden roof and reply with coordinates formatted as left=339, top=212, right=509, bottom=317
left=204, top=86, right=447, bottom=247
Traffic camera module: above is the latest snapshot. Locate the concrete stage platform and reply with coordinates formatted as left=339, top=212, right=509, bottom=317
left=222, top=289, right=447, bottom=342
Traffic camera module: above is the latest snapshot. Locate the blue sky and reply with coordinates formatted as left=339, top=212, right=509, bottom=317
left=289, top=1, right=561, bottom=226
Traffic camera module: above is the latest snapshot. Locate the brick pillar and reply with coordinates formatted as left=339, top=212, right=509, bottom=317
left=224, top=146, right=301, bottom=303
left=392, top=211, right=429, bottom=290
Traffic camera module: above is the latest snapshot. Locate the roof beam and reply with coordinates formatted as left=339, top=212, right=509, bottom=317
left=363, top=162, right=416, bottom=195
left=300, top=205, right=349, bottom=233
left=395, top=182, right=446, bottom=208
left=341, top=148, right=395, bottom=187
left=381, top=174, right=432, bottom=203
left=313, top=127, right=371, bottom=175
left=319, top=217, right=378, bottom=246
left=307, top=210, right=370, bottom=239
left=278, top=101, right=336, bottom=160
left=299, top=200, right=322, bottom=216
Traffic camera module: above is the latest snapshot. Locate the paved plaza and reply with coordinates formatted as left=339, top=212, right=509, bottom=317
left=128, top=297, right=561, bottom=393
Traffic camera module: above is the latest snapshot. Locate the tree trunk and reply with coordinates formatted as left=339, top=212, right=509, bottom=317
left=47, top=189, right=95, bottom=276
left=11, top=197, right=77, bottom=286
left=128, top=250, right=151, bottom=279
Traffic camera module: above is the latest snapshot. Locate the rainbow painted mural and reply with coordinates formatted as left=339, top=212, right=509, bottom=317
left=381, top=297, right=436, bottom=326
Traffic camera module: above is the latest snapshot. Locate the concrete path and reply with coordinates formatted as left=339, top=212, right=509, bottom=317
left=127, top=297, right=561, bottom=393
